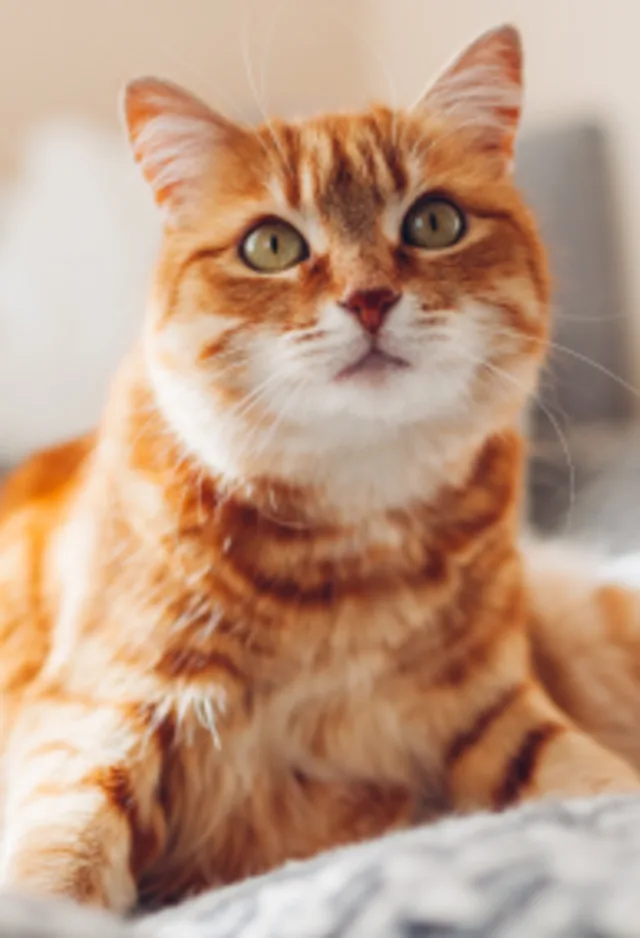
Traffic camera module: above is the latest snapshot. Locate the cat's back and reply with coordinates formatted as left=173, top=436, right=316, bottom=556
left=0, top=435, right=94, bottom=523
left=0, top=434, right=95, bottom=728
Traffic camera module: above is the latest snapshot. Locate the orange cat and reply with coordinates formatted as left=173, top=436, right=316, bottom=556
left=0, top=25, right=638, bottom=914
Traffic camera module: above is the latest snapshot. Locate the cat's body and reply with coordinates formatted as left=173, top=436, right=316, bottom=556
left=3, top=369, right=638, bottom=912
left=0, top=25, right=639, bottom=913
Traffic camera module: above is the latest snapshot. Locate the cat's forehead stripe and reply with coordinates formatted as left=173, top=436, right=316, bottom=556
left=265, top=111, right=409, bottom=237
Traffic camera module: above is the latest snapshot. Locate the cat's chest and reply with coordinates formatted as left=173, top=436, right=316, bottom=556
left=176, top=597, right=439, bottom=794
left=152, top=562, right=478, bottom=889
left=158, top=637, right=430, bottom=889
left=165, top=550, right=451, bottom=775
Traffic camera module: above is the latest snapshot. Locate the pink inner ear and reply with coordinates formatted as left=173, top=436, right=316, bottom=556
left=123, top=78, right=234, bottom=213
left=419, top=25, right=523, bottom=158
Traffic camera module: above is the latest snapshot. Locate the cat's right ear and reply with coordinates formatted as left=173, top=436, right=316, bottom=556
left=122, top=78, right=245, bottom=220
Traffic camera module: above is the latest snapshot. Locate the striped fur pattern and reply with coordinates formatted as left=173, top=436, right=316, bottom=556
left=0, top=25, right=638, bottom=913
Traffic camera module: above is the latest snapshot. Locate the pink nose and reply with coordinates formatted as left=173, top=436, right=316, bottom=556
left=340, top=288, right=400, bottom=334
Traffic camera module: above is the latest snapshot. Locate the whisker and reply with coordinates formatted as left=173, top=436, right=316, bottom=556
left=226, top=372, right=303, bottom=479
left=478, top=323, right=640, bottom=402
left=241, top=2, right=295, bottom=176
left=544, top=338, right=640, bottom=402
left=240, top=1, right=269, bottom=123
left=258, top=374, right=306, bottom=452
left=259, top=0, right=290, bottom=115
left=146, top=30, right=255, bottom=126
left=228, top=373, right=288, bottom=422
left=455, top=346, right=576, bottom=533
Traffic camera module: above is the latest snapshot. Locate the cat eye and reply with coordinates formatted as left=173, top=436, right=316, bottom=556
left=402, top=196, right=466, bottom=250
left=240, top=219, right=309, bottom=273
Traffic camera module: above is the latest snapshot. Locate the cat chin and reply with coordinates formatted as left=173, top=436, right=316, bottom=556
left=147, top=336, right=502, bottom=478
left=146, top=346, right=515, bottom=518
left=334, top=348, right=410, bottom=382
left=145, top=315, right=531, bottom=501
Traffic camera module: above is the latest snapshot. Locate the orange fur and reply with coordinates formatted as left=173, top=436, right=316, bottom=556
left=0, top=25, right=638, bottom=913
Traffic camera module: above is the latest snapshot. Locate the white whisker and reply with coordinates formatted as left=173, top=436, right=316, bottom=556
left=259, top=0, right=289, bottom=116
left=455, top=345, right=576, bottom=533
left=240, top=2, right=294, bottom=176
left=478, top=324, right=640, bottom=402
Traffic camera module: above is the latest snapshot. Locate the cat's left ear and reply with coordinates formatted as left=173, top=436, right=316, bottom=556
left=416, top=25, right=523, bottom=170
left=122, top=77, right=247, bottom=220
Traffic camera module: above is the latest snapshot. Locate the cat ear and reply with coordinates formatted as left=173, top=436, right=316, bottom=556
left=416, top=25, right=523, bottom=168
left=122, top=77, right=245, bottom=218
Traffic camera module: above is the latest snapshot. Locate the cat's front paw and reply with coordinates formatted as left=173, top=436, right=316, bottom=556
left=0, top=850, right=135, bottom=912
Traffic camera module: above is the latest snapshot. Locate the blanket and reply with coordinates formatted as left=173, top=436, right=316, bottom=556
left=1, top=794, right=639, bottom=937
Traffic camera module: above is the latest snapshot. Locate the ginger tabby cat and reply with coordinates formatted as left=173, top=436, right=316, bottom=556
left=0, top=25, right=639, bottom=913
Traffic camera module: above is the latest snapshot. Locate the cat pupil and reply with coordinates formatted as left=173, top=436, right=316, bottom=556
left=429, top=212, right=438, bottom=232
left=270, top=234, right=279, bottom=254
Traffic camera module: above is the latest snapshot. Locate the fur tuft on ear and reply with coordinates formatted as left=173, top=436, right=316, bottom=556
left=122, top=78, right=244, bottom=218
left=417, top=25, right=523, bottom=168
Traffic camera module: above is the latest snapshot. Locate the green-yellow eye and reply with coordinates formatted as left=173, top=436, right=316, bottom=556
left=402, top=196, right=466, bottom=250
left=240, top=219, right=309, bottom=272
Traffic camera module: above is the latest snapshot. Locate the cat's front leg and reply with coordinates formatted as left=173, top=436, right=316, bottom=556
left=444, top=682, right=640, bottom=811
left=0, top=696, right=166, bottom=912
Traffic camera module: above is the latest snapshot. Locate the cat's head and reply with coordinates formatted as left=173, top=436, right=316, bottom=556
left=124, top=25, right=548, bottom=499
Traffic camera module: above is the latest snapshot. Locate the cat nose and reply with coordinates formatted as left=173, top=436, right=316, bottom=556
left=340, top=288, right=401, bottom=334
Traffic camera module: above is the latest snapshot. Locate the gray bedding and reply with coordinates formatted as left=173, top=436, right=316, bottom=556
left=2, top=794, right=640, bottom=937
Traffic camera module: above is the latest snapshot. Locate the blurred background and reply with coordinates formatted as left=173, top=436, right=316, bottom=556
left=0, top=0, right=639, bottom=545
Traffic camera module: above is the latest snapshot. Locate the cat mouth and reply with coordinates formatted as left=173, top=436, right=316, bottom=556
left=336, top=348, right=410, bottom=381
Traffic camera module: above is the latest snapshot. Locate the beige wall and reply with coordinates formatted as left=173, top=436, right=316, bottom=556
left=2, top=0, right=640, bottom=367
left=0, top=0, right=373, bottom=173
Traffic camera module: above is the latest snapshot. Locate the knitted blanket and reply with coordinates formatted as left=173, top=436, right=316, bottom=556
left=1, top=795, right=639, bottom=937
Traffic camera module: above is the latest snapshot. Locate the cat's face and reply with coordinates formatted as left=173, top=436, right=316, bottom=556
left=125, top=26, right=548, bottom=486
